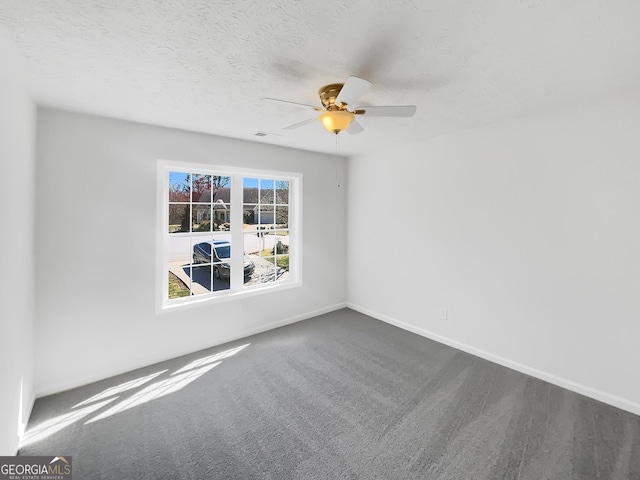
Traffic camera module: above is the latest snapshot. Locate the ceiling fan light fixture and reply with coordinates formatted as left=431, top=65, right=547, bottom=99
left=319, top=110, right=354, bottom=134
left=271, top=76, right=416, bottom=135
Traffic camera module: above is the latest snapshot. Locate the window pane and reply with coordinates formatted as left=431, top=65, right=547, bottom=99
left=169, top=172, right=190, bottom=202
left=169, top=259, right=194, bottom=297
left=259, top=179, right=275, bottom=203
left=243, top=204, right=258, bottom=231
left=243, top=178, right=259, bottom=203
left=275, top=180, right=289, bottom=204
left=169, top=204, right=190, bottom=233
left=211, top=176, right=231, bottom=203
left=244, top=233, right=260, bottom=256
left=213, top=202, right=231, bottom=231
left=192, top=238, right=212, bottom=265
left=213, top=275, right=231, bottom=291
left=168, top=270, right=190, bottom=299
left=192, top=174, right=212, bottom=203
left=245, top=257, right=276, bottom=286
left=169, top=235, right=194, bottom=266
left=192, top=204, right=212, bottom=232
left=244, top=232, right=288, bottom=255
left=259, top=261, right=277, bottom=283
left=191, top=265, right=213, bottom=294
left=272, top=237, right=289, bottom=255
left=275, top=255, right=289, bottom=278
left=275, top=206, right=288, bottom=227
left=258, top=205, right=274, bottom=226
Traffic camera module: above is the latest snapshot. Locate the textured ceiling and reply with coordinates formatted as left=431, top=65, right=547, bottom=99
left=1, top=0, right=639, bottom=156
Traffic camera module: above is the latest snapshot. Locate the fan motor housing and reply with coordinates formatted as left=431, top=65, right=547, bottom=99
left=319, top=83, right=346, bottom=110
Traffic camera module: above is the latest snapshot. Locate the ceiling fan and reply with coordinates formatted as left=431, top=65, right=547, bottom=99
left=263, top=76, right=417, bottom=135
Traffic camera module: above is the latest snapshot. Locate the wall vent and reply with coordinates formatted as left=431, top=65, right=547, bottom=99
left=254, top=131, right=281, bottom=137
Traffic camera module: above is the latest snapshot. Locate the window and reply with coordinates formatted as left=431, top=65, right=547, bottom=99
left=158, top=161, right=301, bottom=309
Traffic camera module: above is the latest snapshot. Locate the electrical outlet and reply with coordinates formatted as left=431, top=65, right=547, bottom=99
left=440, top=308, right=448, bottom=320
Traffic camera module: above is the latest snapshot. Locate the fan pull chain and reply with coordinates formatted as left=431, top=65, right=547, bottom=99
left=335, top=134, right=342, bottom=187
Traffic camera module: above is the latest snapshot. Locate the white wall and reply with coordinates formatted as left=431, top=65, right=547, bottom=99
left=0, top=39, right=36, bottom=454
left=35, top=109, right=347, bottom=396
left=347, top=95, right=640, bottom=414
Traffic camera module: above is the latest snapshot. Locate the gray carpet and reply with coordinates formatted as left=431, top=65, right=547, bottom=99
left=20, top=309, right=640, bottom=479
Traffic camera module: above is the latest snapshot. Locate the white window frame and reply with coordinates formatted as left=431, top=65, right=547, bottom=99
left=156, top=160, right=302, bottom=312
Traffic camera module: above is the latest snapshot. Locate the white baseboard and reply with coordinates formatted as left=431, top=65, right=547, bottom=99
left=35, top=302, right=348, bottom=398
left=13, top=392, right=35, bottom=455
left=347, top=303, right=640, bottom=417
left=231, top=302, right=348, bottom=339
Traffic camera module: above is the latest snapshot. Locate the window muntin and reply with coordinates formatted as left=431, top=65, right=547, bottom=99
left=162, top=165, right=299, bottom=308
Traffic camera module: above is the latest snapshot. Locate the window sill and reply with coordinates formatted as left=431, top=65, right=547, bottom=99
left=158, top=279, right=302, bottom=314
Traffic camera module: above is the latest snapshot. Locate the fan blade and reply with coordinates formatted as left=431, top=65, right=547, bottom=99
left=346, top=119, right=364, bottom=135
left=355, top=105, right=417, bottom=117
left=262, top=97, right=321, bottom=110
left=283, top=117, right=317, bottom=130
left=335, top=76, right=372, bottom=109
